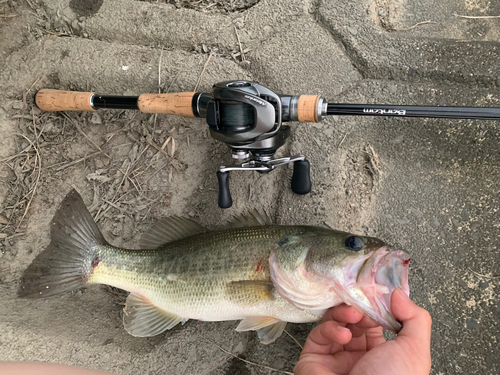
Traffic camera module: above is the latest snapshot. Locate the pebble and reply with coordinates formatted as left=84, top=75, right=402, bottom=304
left=465, top=318, right=479, bottom=329
left=347, top=27, right=358, bottom=35
left=234, top=341, right=245, bottom=354
left=479, top=281, right=489, bottom=290
left=271, top=357, right=285, bottom=370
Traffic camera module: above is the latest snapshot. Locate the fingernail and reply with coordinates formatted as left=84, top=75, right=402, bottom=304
left=336, top=325, right=348, bottom=332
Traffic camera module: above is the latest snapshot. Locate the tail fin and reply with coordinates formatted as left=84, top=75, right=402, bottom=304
left=18, top=189, right=107, bottom=298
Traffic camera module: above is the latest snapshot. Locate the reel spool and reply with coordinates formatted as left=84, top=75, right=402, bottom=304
left=202, top=81, right=312, bottom=208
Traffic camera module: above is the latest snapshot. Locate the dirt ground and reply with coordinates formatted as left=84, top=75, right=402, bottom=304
left=1, top=0, right=499, bottom=374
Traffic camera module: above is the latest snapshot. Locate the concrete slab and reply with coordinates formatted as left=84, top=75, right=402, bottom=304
left=318, top=0, right=500, bottom=86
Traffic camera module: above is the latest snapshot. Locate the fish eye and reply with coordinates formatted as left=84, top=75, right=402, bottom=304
left=345, top=236, right=364, bottom=251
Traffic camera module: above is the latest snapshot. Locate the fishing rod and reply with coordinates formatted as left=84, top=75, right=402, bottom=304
left=35, top=80, right=500, bottom=208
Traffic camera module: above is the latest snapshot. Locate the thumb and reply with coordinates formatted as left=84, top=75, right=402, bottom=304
left=391, top=288, right=432, bottom=345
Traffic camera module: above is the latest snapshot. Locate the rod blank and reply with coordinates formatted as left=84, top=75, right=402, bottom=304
left=327, top=103, right=500, bottom=120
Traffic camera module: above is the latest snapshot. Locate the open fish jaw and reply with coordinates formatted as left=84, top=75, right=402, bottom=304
left=270, top=246, right=410, bottom=332
left=341, top=247, right=410, bottom=332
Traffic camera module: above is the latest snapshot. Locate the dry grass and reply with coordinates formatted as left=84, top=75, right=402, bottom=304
left=1, top=95, right=185, bottom=246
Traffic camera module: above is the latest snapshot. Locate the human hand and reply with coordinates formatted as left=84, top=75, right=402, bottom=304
left=294, top=288, right=432, bottom=375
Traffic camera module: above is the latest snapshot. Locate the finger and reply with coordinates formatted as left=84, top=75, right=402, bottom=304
left=343, top=323, right=385, bottom=352
left=354, top=314, right=380, bottom=329
left=343, top=326, right=366, bottom=351
left=294, top=359, right=335, bottom=375
left=346, top=323, right=367, bottom=337
left=391, top=288, right=432, bottom=345
left=364, top=326, right=385, bottom=350
left=296, top=351, right=366, bottom=375
left=301, top=320, right=352, bottom=356
left=321, top=304, right=364, bottom=325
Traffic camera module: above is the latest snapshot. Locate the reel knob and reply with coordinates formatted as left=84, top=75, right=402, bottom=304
left=291, top=160, right=311, bottom=195
left=217, top=171, right=233, bottom=208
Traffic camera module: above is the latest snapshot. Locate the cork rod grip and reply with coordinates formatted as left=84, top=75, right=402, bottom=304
left=297, top=95, right=321, bottom=123
left=138, top=92, right=196, bottom=117
left=35, top=89, right=95, bottom=111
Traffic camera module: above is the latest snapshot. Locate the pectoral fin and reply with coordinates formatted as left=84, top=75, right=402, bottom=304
left=236, top=316, right=286, bottom=344
left=123, top=293, right=184, bottom=337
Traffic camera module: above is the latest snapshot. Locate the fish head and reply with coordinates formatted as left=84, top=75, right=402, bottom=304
left=269, top=230, right=410, bottom=332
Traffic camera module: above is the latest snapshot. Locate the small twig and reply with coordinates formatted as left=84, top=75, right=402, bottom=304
left=101, top=199, right=123, bottom=211
left=144, top=161, right=170, bottom=183
left=158, top=49, right=163, bottom=91
left=160, top=136, right=171, bottom=151
left=284, top=329, right=304, bottom=349
left=468, top=267, right=500, bottom=279
left=338, top=133, right=347, bottom=148
left=206, top=339, right=293, bottom=375
left=231, top=47, right=251, bottom=60
left=194, top=51, right=214, bottom=92
left=14, top=133, right=42, bottom=230
left=48, top=143, right=132, bottom=171
left=43, top=28, right=68, bottom=36
left=154, top=49, right=164, bottom=130
left=233, top=25, right=246, bottom=61
left=0, top=144, right=32, bottom=162
left=62, top=113, right=102, bottom=152
left=455, top=14, right=500, bottom=19
left=170, top=137, right=176, bottom=156
left=102, top=113, right=138, bottom=146
left=6, top=232, right=26, bottom=240
left=22, top=75, right=42, bottom=109
left=366, top=144, right=381, bottom=175
left=397, top=20, right=436, bottom=31
left=166, top=70, right=182, bottom=93
left=145, top=134, right=170, bottom=159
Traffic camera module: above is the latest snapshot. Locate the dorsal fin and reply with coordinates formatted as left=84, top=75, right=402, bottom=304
left=226, top=209, right=273, bottom=229
left=139, top=216, right=207, bottom=249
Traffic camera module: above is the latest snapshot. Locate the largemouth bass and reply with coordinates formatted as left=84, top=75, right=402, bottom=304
left=18, top=190, right=410, bottom=344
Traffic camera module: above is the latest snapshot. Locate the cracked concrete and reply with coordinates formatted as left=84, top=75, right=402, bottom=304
left=1, top=0, right=499, bottom=374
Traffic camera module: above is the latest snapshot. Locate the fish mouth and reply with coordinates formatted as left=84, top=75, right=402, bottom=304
left=342, top=247, right=410, bottom=332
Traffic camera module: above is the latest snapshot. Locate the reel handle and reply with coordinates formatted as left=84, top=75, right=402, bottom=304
left=216, top=171, right=233, bottom=209
left=291, top=160, right=311, bottom=195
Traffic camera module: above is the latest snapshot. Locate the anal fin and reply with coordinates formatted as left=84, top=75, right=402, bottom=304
left=257, top=321, right=287, bottom=345
left=123, top=293, right=185, bottom=337
left=236, top=316, right=286, bottom=344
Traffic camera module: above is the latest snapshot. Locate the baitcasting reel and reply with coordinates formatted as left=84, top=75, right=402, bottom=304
left=35, top=80, right=500, bottom=208
left=197, top=81, right=318, bottom=208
